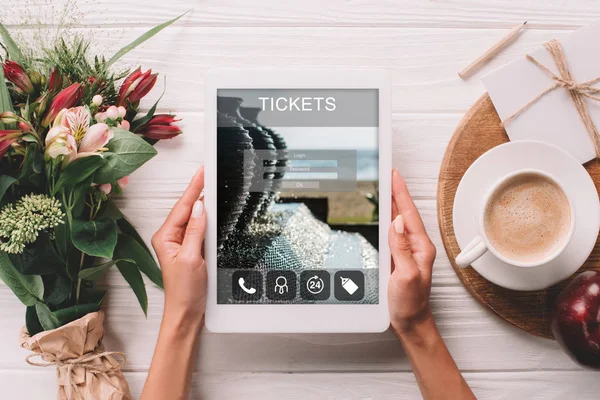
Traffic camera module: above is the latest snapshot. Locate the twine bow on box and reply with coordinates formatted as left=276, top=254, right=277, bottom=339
left=502, top=39, right=600, bottom=158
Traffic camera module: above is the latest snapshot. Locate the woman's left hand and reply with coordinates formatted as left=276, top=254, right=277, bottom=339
left=151, top=166, right=207, bottom=320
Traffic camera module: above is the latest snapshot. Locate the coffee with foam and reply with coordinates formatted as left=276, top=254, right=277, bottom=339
left=483, top=173, right=571, bottom=263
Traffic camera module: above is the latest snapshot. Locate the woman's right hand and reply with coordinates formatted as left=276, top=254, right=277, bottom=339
left=387, top=169, right=437, bottom=336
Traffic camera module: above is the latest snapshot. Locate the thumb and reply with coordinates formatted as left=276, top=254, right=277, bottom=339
left=388, top=215, right=419, bottom=275
left=181, top=199, right=207, bottom=262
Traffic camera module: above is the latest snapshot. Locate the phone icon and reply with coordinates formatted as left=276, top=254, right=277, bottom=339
left=238, top=277, right=257, bottom=294
left=232, top=271, right=263, bottom=301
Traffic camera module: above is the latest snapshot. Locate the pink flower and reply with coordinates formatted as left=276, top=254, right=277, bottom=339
left=117, top=176, right=129, bottom=189
left=54, top=106, right=92, bottom=143
left=118, top=120, right=130, bottom=131
left=99, top=183, right=112, bottom=195
left=117, top=67, right=158, bottom=107
left=44, top=126, right=77, bottom=162
left=79, top=123, right=112, bottom=155
left=3, top=61, right=34, bottom=94
left=42, top=83, right=83, bottom=127
left=136, top=114, right=182, bottom=140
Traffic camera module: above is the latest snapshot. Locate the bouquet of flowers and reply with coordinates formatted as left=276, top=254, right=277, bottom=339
left=0, top=12, right=184, bottom=400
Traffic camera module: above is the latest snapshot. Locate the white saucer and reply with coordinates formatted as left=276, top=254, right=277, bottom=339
left=453, top=140, right=600, bottom=291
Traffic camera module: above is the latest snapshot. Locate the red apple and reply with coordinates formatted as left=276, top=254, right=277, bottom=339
left=551, top=271, right=600, bottom=370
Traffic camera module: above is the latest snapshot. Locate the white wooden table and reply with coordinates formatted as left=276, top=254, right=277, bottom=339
left=1, top=1, right=600, bottom=398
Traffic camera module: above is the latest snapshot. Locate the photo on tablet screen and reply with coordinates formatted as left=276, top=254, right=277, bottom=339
left=216, top=89, right=379, bottom=304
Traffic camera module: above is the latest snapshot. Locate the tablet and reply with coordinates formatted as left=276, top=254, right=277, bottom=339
left=204, top=69, right=391, bottom=332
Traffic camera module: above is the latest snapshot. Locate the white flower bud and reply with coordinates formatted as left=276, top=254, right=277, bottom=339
left=118, top=106, right=127, bottom=118
left=92, top=94, right=103, bottom=106
left=106, top=106, right=119, bottom=120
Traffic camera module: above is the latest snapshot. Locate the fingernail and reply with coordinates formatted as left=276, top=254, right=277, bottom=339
left=394, top=215, right=404, bottom=234
left=198, top=189, right=205, bottom=200
left=192, top=200, right=204, bottom=218
left=194, top=166, right=203, bottom=178
left=392, top=169, right=399, bottom=177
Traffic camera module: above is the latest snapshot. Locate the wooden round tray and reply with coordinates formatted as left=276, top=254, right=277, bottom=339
left=437, top=94, right=600, bottom=339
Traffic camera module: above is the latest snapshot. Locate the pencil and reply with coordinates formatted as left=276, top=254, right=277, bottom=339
left=458, top=21, right=528, bottom=80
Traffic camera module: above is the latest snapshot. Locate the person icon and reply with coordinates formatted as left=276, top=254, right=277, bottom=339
left=274, top=276, right=288, bottom=295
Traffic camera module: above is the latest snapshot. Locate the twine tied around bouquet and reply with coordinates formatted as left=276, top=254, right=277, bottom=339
left=24, top=338, right=127, bottom=400
left=502, top=39, right=600, bottom=158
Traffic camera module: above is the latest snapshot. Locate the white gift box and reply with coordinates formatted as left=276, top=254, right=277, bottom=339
left=483, top=22, right=600, bottom=164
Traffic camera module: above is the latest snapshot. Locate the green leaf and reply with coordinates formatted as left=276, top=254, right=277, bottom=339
left=53, top=156, right=105, bottom=195
left=44, top=273, right=72, bottom=306
left=26, top=305, right=44, bottom=336
left=54, top=222, right=69, bottom=260
left=71, top=217, right=117, bottom=258
left=114, top=233, right=162, bottom=288
left=116, top=259, right=148, bottom=315
left=8, top=232, right=64, bottom=275
left=65, top=246, right=81, bottom=281
left=53, top=302, right=101, bottom=326
left=78, top=259, right=133, bottom=281
left=94, top=128, right=157, bottom=184
left=35, top=303, right=60, bottom=331
left=70, top=176, right=94, bottom=219
left=117, top=216, right=152, bottom=254
left=107, top=12, right=187, bottom=67
left=0, top=52, right=15, bottom=131
left=101, top=198, right=123, bottom=221
left=0, top=23, right=25, bottom=63
left=18, top=144, right=44, bottom=188
left=0, top=253, right=43, bottom=306
left=0, top=175, right=16, bottom=203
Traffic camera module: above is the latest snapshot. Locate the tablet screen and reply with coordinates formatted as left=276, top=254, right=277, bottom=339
left=216, top=89, right=379, bottom=304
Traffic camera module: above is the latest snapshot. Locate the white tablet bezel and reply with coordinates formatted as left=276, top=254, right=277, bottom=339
left=204, top=69, right=391, bottom=333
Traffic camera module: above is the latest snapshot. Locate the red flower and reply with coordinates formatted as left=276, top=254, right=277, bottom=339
left=41, top=83, right=83, bottom=127
left=47, top=67, right=63, bottom=92
left=136, top=114, right=182, bottom=140
left=3, top=61, right=34, bottom=94
left=118, top=67, right=158, bottom=107
left=0, top=139, right=16, bottom=158
left=0, top=130, right=21, bottom=158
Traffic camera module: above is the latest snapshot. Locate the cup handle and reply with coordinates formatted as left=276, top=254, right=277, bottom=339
left=455, top=236, right=488, bottom=268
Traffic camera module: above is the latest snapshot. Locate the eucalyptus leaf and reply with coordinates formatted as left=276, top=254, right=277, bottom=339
left=8, top=231, right=64, bottom=275
left=78, top=259, right=134, bottom=281
left=114, top=234, right=163, bottom=288
left=71, top=217, right=117, bottom=258
left=26, top=305, right=44, bottom=336
left=0, top=252, right=43, bottom=306
left=53, top=156, right=105, bottom=195
left=0, top=23, right=25, bottom=63
left=107, top=12, right=187, bottom=67
left=0, top=175, right=16, bottom=203
left=35, top=303, right=60, bottom=331
left=53, top=302, right=101, bottom=326
left=116, top=259, right=148, bottom=315
left=94, top=129, right=157, bottom=184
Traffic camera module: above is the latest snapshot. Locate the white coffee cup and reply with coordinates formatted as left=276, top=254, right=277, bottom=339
left=455, top=169, right=576, bottom=269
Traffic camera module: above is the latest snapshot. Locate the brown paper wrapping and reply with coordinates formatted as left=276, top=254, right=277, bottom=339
left=19, top=311, right=132, bottom=400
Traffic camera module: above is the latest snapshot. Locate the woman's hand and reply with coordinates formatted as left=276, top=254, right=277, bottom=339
left=388, top=169, right=436, bottom=335
left=141, top=167, right=207, bottom=400
left=152, top=166, right=207, bottom=321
